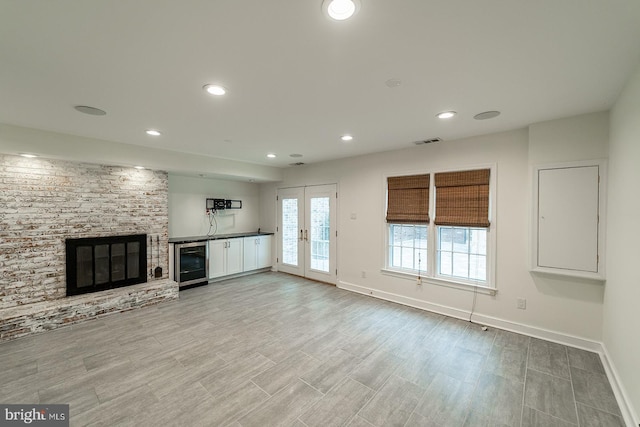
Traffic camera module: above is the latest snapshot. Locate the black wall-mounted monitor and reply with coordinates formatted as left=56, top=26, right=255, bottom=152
left=206, top=198, right=242, bottom=210
left=206, top=198, right=226, bottom=210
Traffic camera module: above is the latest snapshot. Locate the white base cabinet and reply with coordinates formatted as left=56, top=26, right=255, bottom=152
left=208, top=239, right=243, bottom=279
left=243, top=235, right=272, bottom=272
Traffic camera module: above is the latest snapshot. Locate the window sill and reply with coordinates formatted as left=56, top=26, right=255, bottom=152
left=530, top=266, right=605, bottom=282
left=380, top=268, right=497, bottom=295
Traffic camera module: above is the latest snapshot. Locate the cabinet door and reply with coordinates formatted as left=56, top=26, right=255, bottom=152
left=257, top=235, right=272, bottom=269
left=208, top=240, right=227, bottom=279
left=537, top=165, right=600, bottom=273
left=243, top=237, right=258, bottom=271
left=226, top=238, right=244, bottom=275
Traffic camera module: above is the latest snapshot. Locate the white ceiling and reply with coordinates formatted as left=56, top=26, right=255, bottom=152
left=1, top=0, right=640, bottom=175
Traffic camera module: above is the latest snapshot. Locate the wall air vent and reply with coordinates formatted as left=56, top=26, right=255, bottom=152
left=289, top=162, right=305, bottom=166
left=414, top=138, right=442, bottom=145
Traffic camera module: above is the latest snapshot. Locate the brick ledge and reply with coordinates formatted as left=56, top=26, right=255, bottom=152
left=0, top=279, right=179, bottom=342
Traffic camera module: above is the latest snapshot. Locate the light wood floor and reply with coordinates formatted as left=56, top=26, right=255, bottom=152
left=0, top=272, right=624, bottom=426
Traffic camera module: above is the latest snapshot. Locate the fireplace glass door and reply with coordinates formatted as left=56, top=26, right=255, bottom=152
left=66, top=234, right=147, bottom=296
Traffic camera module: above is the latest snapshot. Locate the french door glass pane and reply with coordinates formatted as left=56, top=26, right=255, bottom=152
left=282, top=198, right=298, bottom=266
left=310, top=197, right=330, bottom=272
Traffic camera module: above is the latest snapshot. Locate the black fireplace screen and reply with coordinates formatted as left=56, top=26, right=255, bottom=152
left=66, top=234, right=147, bottom=296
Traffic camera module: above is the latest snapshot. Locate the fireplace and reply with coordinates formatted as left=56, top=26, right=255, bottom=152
left=66, top=234, right=147, bottom=296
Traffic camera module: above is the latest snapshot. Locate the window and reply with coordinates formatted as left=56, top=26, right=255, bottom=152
left=385, top=168, right=493, bottom=288
left=436, top=226, right=487, bottom=281
left=386, top=174, right=430, bottom=274
left=389, top=224, right=427, bottom=273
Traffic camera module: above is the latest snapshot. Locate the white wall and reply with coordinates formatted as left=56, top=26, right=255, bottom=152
left=168, top=174, right=262, bottom=238
left=260, top=118, right=609, bottom=344
left=0, top=123, right=283, bottom=182
left=526, top=111, right=609, bottom=339
left=528, top=111, right=609, bottom=164
left=604, top=63, right=640, bottom=423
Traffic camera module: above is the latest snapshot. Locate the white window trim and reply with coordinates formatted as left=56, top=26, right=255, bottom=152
left=381, top=164, right=497, bottom=292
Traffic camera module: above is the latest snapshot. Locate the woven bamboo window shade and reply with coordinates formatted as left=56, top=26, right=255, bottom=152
left=434, top=169, right=490, bottom=227
left=386, top=174, right=430, bottom=224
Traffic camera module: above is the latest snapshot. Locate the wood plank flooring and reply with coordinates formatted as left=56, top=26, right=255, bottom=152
left=0, top=272, right=624, bottom=426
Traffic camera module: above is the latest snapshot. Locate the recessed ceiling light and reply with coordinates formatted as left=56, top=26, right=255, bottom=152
left=474, top=111, right=501, bottom=120
left=20, top=153, right=38, bottom=158
left=134, top=166, right=145, bottom=170
left=322, top=0, right=360, bottom=21
left=74, top=105, right=107, bottom=116
left=203, top=84, right=227, bottom=96
left=341, top=135, right=353, bottom=141
left=145, top=129, right=161, bottom=136
left=267, top=153, right=277, bottom=158
left=436, top=111, right=457, bottom=119
left=289, top=153, right=303, bottom=158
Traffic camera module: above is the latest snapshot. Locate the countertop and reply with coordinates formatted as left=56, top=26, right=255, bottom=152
left=168, top=231, right=274, bottom=244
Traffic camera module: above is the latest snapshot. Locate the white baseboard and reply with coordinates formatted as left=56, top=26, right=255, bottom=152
left=338, top=280, right=600, bottom=350
left=337, top=280, right=637, bottom=426
left=600, top=345, right=639, bottom=427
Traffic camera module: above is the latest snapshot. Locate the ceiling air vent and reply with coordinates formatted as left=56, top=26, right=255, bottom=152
left=289, top=162, right=305, bottom=166
left=414, top=137, right=442, bottom=145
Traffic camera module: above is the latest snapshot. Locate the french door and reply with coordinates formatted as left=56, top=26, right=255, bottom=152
left=277, top=184, right=337, bottom=284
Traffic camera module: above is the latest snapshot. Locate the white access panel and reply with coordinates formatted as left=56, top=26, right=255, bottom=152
left=537, top=166, right=599, bottom=272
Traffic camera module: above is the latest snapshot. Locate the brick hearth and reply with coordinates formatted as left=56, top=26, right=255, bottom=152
left=0, top=154, right=177, bottom=342
left=0, top=279, right=178, bottom=341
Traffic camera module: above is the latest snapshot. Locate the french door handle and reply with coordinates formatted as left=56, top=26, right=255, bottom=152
left=304, top=229, right=308, bottom=241
left=299, top=229, right=303, bottom=241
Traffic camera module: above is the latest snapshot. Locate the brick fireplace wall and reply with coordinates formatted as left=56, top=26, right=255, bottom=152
left=0, top=154, right=178, bottom=340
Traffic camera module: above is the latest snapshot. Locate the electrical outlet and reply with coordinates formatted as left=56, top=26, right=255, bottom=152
left=517, top=298, right=527, bottom=310
left=361, top=271, right=366, bottom=278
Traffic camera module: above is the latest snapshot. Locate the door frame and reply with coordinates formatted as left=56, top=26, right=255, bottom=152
left=276, top=184, right=338, bottom=284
